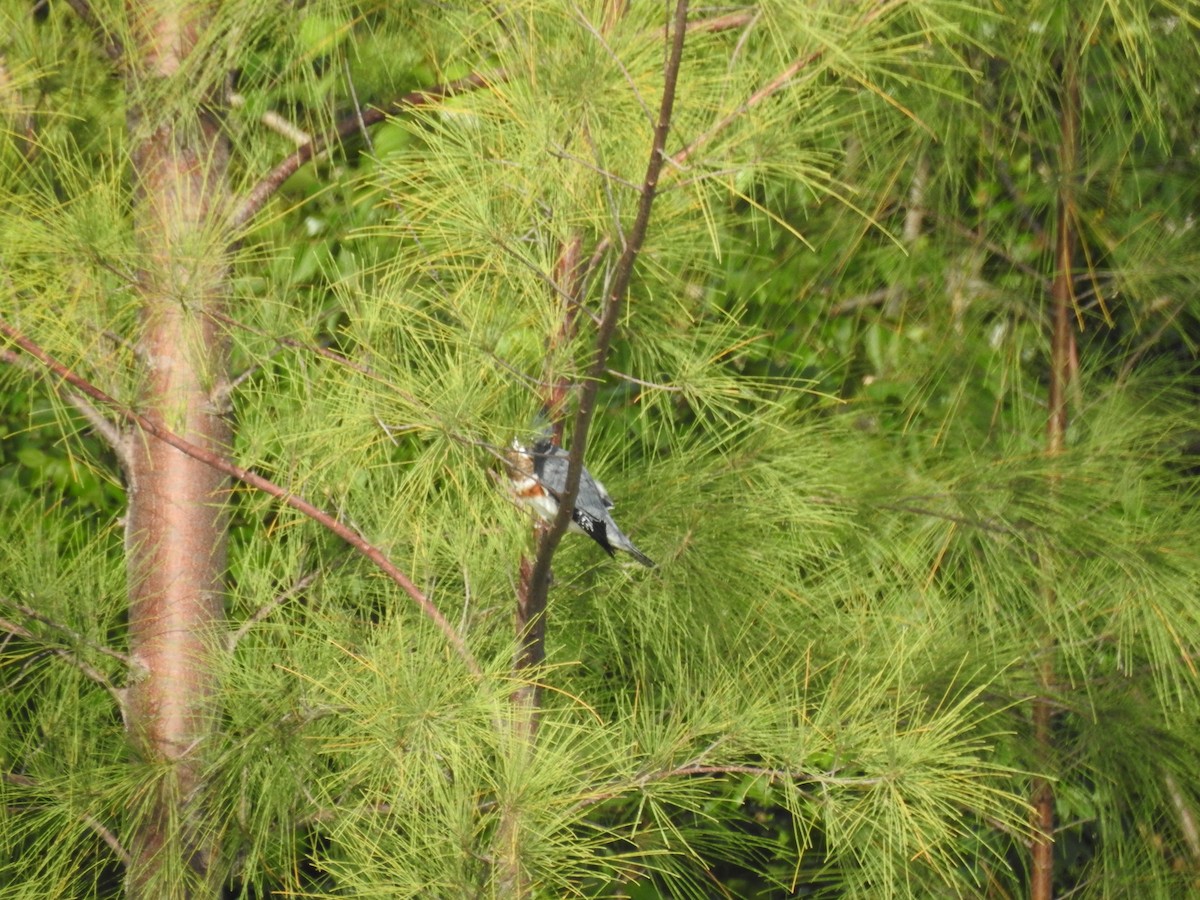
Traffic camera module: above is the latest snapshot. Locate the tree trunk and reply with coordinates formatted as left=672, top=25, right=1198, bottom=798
left=1032, top=40, right=1080, bottom=900
left=123, top=4, right=231, bottom=896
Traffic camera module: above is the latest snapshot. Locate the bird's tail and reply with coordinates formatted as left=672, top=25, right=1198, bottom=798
left=625, top=544, right=656, bottom=568
left=610, top=528, right=655, bottom=568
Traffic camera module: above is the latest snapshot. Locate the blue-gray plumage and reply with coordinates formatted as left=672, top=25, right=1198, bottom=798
left=506, top=438, right=656, bottom=567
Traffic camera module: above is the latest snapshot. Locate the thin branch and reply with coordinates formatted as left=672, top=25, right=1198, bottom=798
left=547, top=145, right=641, bottom=192
left=0, top=321, right=481, bottom=678
left=342, top=58, right=373, bottom=153
left=210, top=309, right=513, bottom=470
left=7, top=601, right=133, bottom=668
left=572, top=2, right=654, bottom=127
left=80, top=810, right=133, bottom=866
left=604, top=367, right=684, bottom=393
left=228, top=92, right=312, bottom=147
left=63, top=391, right=128, bottom=467
left=207, top=309, right=427, bottom=413
left=0, top=347, right=128, bottom=465
left=572, top=762, right=886, bottom=813
left=1165, top=771, right=1200, bottom=865
left=673, top=0, right=897, bottom=168
left=584, top=121, right=628, bottom=249
left=877, top=503, right=1019, bottom=536
left=524, top=0, right=689, bottom=616
left=578, top=3, right=887, bottom=287
left=234, top=71, right=501, bottom=230
left=226, top=565, right=330, bottom=653
left=674, top=48, right=819, bottom=168
left=933, top=212, right=1052, bottom=291
left=683, top=10, right=755, bottom=36
left=1, top=772, right=131, bottom=865
left=0, top=605, right=129, bottom=713
left=1118, top=301, right=1182, bottom=383
left=62, top=0, right=123, bottom=60
left=1032, top=35, right=1082, bottom=900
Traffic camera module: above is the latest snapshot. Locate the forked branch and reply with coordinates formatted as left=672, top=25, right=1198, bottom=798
left=0, top=321, right=481, bottom=678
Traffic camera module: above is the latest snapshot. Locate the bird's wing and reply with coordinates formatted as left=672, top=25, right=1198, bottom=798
left=532, top=442, right=615, bottom=509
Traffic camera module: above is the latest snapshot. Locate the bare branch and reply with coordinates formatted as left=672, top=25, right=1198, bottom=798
left=226, top=565, right=329, bottom=653
left=673, top=1, right=898, bottom=168
left=576, top=4, right=886, bottom=285
left=0, top=603, right=129, bottom=713
left=523, top=0, right=689, bottom=626
left=228, top=92, right=312, bottom=147
left=683, top=10, right=755, bottom=36
left=0, top=347, right=129, bottom=464
left=572, top=2, right=654, bottom=127
left=604, top=367, right=683, bottom=393
left=572, top=762, right=886, bottom=813
left=63, top=391, right=129, bottom=467
left=7, top=601, right=132, bottom=668
left=2, top=772, right=131, bottom=864
left=342, top=58, right=373, bottom=153
left=0, top=321, right=482, bottom=678
left=234, top=71, right=502, bottom=230
left=547, top=145, right=641, bottom=192
left=1166, top=771, right=1200, bottom=864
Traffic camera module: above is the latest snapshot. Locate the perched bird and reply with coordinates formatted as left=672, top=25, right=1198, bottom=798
left=506, top=438, right=656, bottom=568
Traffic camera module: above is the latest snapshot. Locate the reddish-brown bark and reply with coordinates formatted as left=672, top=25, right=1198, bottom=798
left=122, top=4, right=231, bottom=895
left=1032, top=44, right=1080, bottom=900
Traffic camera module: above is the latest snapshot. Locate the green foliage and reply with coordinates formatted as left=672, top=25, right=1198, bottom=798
left=2, top=0, right=1199, bottom=898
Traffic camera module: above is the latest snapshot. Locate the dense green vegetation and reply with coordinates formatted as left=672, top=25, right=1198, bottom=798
left=2, top=1, right=1198, bottom=897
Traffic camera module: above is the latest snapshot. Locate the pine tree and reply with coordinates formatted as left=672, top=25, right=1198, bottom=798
left=2, top=1, right=1198, bottom=897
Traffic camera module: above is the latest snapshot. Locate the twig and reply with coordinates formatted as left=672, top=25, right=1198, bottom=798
left=1, top=772, right=131, bottom=865
left=605, top=367, right=683, bottom=393
left=877, top=503, right=1018, bottom=536
left=932, top=212, right=1051, bottom=290
left=0, top=607, right=128, bottom=713
left=524, top=0, right=689, bottom=614
left=578, top=3, right=891, bottom=287
left=683, top=10, right=755, bottom=36
left=7, top=601, right=132, bottom=668
left=0, top=346, right=129, bottom=465
left=228, top=92, right=312, bottom=147
left=1117, top=301, right=1181, bottom=383
left=585, top=121, right=627, bottom=248
left=63, top=391, right=129, bottom=467
left=0, top=321, right=481, bottom=678
left=234, top=71, right=501, bottom=230
left=572, top=2, right=654, bottom=126
left=342, top=59, right=373, bottom=153
left=62, top=0, right=123, bottom=60
left=828, top=286, right=904, bottom=316
left=226, top=565, right=329, bottom=652
left=674, top=0, right=899, bottom=168
left=572, top=762, right=886, bottom=812
left=547, top=145, right=641, bottom=192
left=80, top=811, right=133, bottom=866
left=1165, top=771, right=1200, bottom=864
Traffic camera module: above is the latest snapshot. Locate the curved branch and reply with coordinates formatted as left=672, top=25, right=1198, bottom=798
left=0, top=321, right=481, bottom=678
left=577, top=2, right=896, bottom=288
left=674, top=0, right=897, bottom=168
left=524, top=0, right=689, bottom=612
left=233, top=70, right=501, bottom=230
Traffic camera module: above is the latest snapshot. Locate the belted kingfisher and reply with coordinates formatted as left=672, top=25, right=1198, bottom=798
left=506, top=438, right=656, bottom=568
